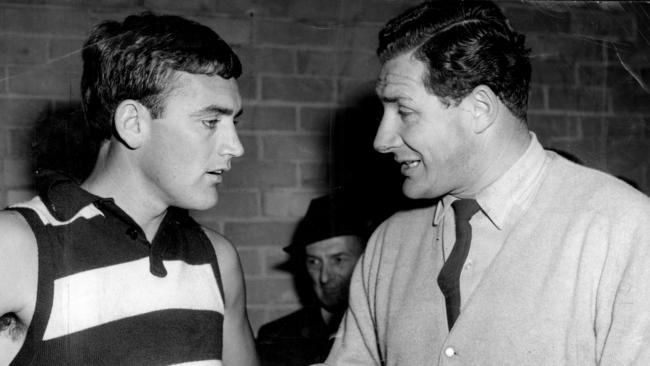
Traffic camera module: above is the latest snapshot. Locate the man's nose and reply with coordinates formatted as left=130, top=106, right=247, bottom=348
left=319, top=265, right=331, bottom=284
left=222, top=125, right=244, bottom=158
left=373, top=112, right=400, bottom=153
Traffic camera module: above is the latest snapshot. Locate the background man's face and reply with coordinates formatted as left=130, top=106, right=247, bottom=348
left=374, top=52, right=477, bottom=199
left=305, top=235, right=363, bottom=312
left=137, top=71, right=244, bottom=211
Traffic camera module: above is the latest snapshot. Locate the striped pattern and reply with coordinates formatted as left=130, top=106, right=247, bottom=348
left=10, top=188, right=224, bottom=365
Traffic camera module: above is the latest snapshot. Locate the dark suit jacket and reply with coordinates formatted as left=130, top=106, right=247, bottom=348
left=256, top=306, right=334, bottom=366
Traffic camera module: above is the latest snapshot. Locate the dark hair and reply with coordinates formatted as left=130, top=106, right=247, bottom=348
left=377, top=1, right=531, bottom=121
left=81, top=12, right=242, bottom=141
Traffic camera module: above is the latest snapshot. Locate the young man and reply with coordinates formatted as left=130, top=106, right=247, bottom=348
left=257, top=191, right=368, bottom=366
left=320, top=1, right=650, bottom=365
left=0, top=13, right=258, bottom=365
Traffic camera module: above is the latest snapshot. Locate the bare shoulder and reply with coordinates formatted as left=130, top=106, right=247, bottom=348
left=201, top=226, right=241, bottom=274
left=0, top=210, right=37, bottom=274
left=0, top=210, right=38, bottom=361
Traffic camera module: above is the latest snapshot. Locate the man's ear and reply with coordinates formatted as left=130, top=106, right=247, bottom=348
left=113, top=100, right=151, bottom=149
left=467, top=85, right=499, bottom=134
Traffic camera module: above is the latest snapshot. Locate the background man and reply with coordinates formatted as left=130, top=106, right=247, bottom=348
left=257, top=190, right=369, bottom=366
left=0, top=13, right=259, bottom=365
left=320, top=1, right=650, bottom=365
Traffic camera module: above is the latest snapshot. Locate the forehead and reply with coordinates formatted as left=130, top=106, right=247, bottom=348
left=165, top=71, right=241, bottom=112
left=376, top=51, right=426, bottom=99
left=305, top=235, right=363, bottom=257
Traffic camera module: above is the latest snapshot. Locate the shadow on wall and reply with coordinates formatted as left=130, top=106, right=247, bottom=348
left=31, top=104, right=99, bottom=184
left=278, top=90, right=437, bottom=306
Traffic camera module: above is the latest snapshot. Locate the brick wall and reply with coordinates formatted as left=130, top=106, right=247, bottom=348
left=0, top=0, right=648, bottom=334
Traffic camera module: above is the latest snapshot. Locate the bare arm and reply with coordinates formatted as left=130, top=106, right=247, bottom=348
left=203, top=228, right=259, bottom=366
left=0, top=211, right=38, bottom=366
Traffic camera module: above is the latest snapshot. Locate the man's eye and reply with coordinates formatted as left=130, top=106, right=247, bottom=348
left=202, top=119, right=220, bottom=129
left=398, top=108, right=413, bottom=118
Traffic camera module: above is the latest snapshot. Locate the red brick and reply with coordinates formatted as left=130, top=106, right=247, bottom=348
left=191, top=190, right=260, bottom=220
left=262, top=190, right=319, bottom=218
left=1, top=8, right=99, bottom=37
left=578, top=64, right=640, bottom=88
left=606, top=138, right=650, bottom=173
left=8, top=67, right=81, bottom=99
left=225, top=221, right=297, bottom=247
left=299, top=162, right=329, bottom=188
left=236, top=135, right=258, bottom=158
left=246, top=277, right=299, bottom=305
left=0, top=98, right=51, bottom=127
left=238, top=105, right=296, bottom=132
left=254, top=19, right=341, bottom=47
left=237, top=247, right=263, bottom=276
left=262, top=76, right=334, bottom=103
left=531, top=59, right=576, bottom=85
left=611, top=83, right=650, bottom=114
left=603, top=116, right=648, bottom=141
left=224, top=160, right=297, bottom=189
left=190, top=16, right=251, bottom=46
left=262, top=134, right=329, bottom=161
left=49, top=38, right=84, bottom=71
left=246, top=0, right=290, bottom=18
left=547, top=86, right=609, bottom=112
left=337, top=25, right=381, bottom=52
left=8, top=128, right=32, bottom=157
left=545, top=138, right=605, bottom=168
left=570, top=9, right=637, bottom=42
left=579, top=117, right=606, bottom=139
left=359, top=0, right=420, bottom=23
left=0, top=129, right=7, bottom=157
left=143, top=0, right=219, bottom=12
left=300, top=107, right=336, bottom=132
left=0, top=68, right=6, bottom=93
left=237, top=75, right=257, bottom=100
left=528, top=34, right=604, bottom=62
left=504, top=6, right=570, bottom=34
left=528, top=85, right=545, bottom=110
left=528, top=114, right=579, bottom=142
left=337, top=79, right=375, bottom=104
left=3, top=157, right=33, bottom=187
left=0, top=35, right=49, bottom=64
left=297, top=50, right=379, bottom=79
left=287, top=0, right=363, bottom=22
left=235, top=46, right=295, bottom=75
left=263, top=246, right=293, bottom=275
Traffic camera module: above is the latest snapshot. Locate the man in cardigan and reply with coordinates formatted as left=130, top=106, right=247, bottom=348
left=257, top=190, right=369, bottom=366
left=319, top=1, right=650, bottom=365
left=0, top=13, right=258, bottom=365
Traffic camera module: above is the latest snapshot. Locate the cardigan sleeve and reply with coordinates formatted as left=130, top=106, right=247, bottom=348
left=315, top=223, right=387, bottom=366
left=595, top=200, right=650, bottom=365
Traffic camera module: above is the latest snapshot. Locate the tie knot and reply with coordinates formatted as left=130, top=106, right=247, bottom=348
left=452, top=199, right=480, bottom=221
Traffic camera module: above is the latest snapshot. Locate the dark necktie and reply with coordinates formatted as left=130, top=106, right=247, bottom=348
left=437, top=199, right=481, bottom=330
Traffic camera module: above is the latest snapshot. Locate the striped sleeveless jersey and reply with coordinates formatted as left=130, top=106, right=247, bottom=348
left=9, top=172, right=225, bottom=365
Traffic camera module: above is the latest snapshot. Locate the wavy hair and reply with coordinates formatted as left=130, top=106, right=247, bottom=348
left=378, top=1, right=531, bottom=121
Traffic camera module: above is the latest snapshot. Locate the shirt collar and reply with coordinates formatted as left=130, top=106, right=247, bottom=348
left=36, top=169, right=109, bottom=222
left=433, top=133, right=547, bottom=229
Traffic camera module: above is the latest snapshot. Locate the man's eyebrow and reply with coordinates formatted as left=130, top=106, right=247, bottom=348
left=191, top=105, right=243, bottom=118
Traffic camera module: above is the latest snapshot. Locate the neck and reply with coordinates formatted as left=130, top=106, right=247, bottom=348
left=456, top=118, right=531, bottom=198
left=81, top=141, right=167, bottom=241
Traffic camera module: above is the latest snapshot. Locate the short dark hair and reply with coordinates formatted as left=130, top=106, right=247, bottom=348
left=81, top=12, right=242, bottom=141
left=377, top=1, right=531, bottom=121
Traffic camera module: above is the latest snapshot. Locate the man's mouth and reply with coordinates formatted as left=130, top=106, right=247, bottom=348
left=401, top=160, right=421, bottom=169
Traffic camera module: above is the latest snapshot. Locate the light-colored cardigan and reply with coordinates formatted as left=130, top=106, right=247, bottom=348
left=320, top=153, right=650, bottom=365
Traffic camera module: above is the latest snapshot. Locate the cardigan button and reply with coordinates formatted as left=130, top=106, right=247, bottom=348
left=444, top=347, right=455, bottom=357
